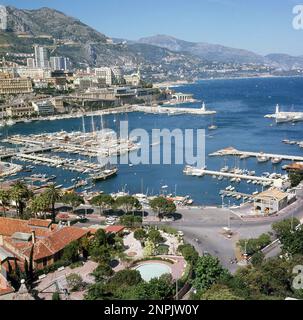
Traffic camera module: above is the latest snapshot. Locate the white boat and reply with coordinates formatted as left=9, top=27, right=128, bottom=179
left=271, top=157, right=282, bottom=164
left=247, top=180, right=252, bottom=184
left=208, top=125, right=218, bottom=130
left=6, top=119, right=16, bottom=126
left=257, top=154, right=269, bottom=163
left=220, top=166, right=229, bottom=173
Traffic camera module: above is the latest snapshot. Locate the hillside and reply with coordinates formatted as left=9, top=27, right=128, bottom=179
left=138, top=34, right=267, bottom=64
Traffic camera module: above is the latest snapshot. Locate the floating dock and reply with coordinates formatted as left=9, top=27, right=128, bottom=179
left=209, top=147, right=303, bottom=162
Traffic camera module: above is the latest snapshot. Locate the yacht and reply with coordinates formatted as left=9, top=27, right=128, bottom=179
left=257, top=155, right=269, bottom=163
left=220, top=166, right=229, bottom=173
left=271, top=157, right=282, bottom=164
left=91, top=167, right=118, bottom=182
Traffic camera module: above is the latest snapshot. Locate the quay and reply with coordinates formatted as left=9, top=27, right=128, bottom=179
left=133, top=102, right=216, bottom=115
left=183, top=166, right=283, bottom=188
left=209, top=147, right=303, bottom=162
left=0, top=146, right=55, bottom=160
left=220, top=190, right=254, bottom=200
left=15, top=153, right=65, bottom=166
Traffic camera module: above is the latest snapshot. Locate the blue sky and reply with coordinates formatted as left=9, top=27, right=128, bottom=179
left=2, top=0, right=303, bottom=55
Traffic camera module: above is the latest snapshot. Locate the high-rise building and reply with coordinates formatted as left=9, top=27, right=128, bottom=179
left=50, top=56, right=71, bottom=71
left=95, top=67, right=113, bottom=85
left=27, top=58, right=36, bottom=68
left=34, top=45, right=49, bottom=69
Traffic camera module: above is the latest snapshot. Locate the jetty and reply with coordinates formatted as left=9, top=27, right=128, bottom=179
left=183, top=166, right=284, bottom=188
left=209, top=147, right=303, bottom=162
left=133, top=102, right=216, bottom=116
left=265, top=104, right=303, bottom=123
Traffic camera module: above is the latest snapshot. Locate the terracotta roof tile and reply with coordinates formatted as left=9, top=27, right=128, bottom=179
left=28, top=218, right=52, bottom=228
left=105, top=225, right=125, bottom=234
left=0, top=217, right=56, bottom=238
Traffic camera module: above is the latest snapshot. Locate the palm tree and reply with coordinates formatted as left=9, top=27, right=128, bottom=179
left=43, top=184, right=62, bottom=222
left=28, top=194, right=49, bottom=219
left=10, top=181, right=32, bottom=218
left=0, top=189, right=10, bottom=217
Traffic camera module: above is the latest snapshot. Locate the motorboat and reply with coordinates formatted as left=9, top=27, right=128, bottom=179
left=257, top=154, right=269, bottom=163
left=271, top=157, right=282, bottom=164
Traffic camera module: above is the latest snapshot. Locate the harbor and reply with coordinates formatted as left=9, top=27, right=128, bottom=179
left=1, top=77, right=303, bottom=206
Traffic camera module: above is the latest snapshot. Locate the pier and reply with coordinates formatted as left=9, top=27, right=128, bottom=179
left=209, top=147, right=303, bottom=162
left=183, top=166, right=283, bottom=188
left=133, top=102, right=216, bottom=115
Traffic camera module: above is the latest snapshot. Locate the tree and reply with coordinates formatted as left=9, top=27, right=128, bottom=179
left=62, top=241, right=80, bottom=263
left=192, top=255, right=228, bottom=292
left=178, top=244, right=199, bottom=265
left=273, top=218, right=300, bottom=240
left=90, top=194, right=114, bottom=215
left=61, top=192, right=84, bottom=212
left=10, top=181, right=32, bottom=217
left=251, top=251, right=265, bottom=268
left=28, top=194, right=49, bottom=219
left=201, top=284, right=243, bottom=300
left=28, top=246, right=34, bottom=283
left=149, top=197, right=176, bottom=220
left=238, top=233, right=271, bottom=256
left=43, top=184, right=62, bottom=222
left=92, top=263, right=114, bottom=282
left=0, top=189, right=10, bottom=217
left=114, top=196, right=142, bottom=214
left=134, top=229, right=147, bottom=241
left=289, top=173, right=303, bottom=187
left=107, top=270, right=142, bottom=290
left=148, top=228, right=163, bottom=244
left=272, top=219, right=303, bottom=255
left=66, top=274, right=85, bottom=292
left=119, top=215, right=142, bottom=228
left=85, top=282, right=108, bottom=300
left=143, top=240, right=156, bottom=257
left=121, top=274, right=174, bottom=300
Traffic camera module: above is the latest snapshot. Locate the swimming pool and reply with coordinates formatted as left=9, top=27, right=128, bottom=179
left=134, top=262, right=172, bottom=282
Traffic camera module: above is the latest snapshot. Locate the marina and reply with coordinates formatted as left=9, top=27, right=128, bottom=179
left=1, top=77, right=303, bottom=206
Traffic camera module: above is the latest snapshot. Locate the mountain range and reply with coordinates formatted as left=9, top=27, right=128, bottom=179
left=0, top=6, right=302, bottom=78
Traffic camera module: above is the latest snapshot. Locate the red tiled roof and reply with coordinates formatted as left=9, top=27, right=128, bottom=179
left=0, top=217, right=57, bottom=238
left=28, top=218, right=52, bottom=228
left=105, top=225, right=125, bottom=234
left=23, top=226, right=89, bottom=261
